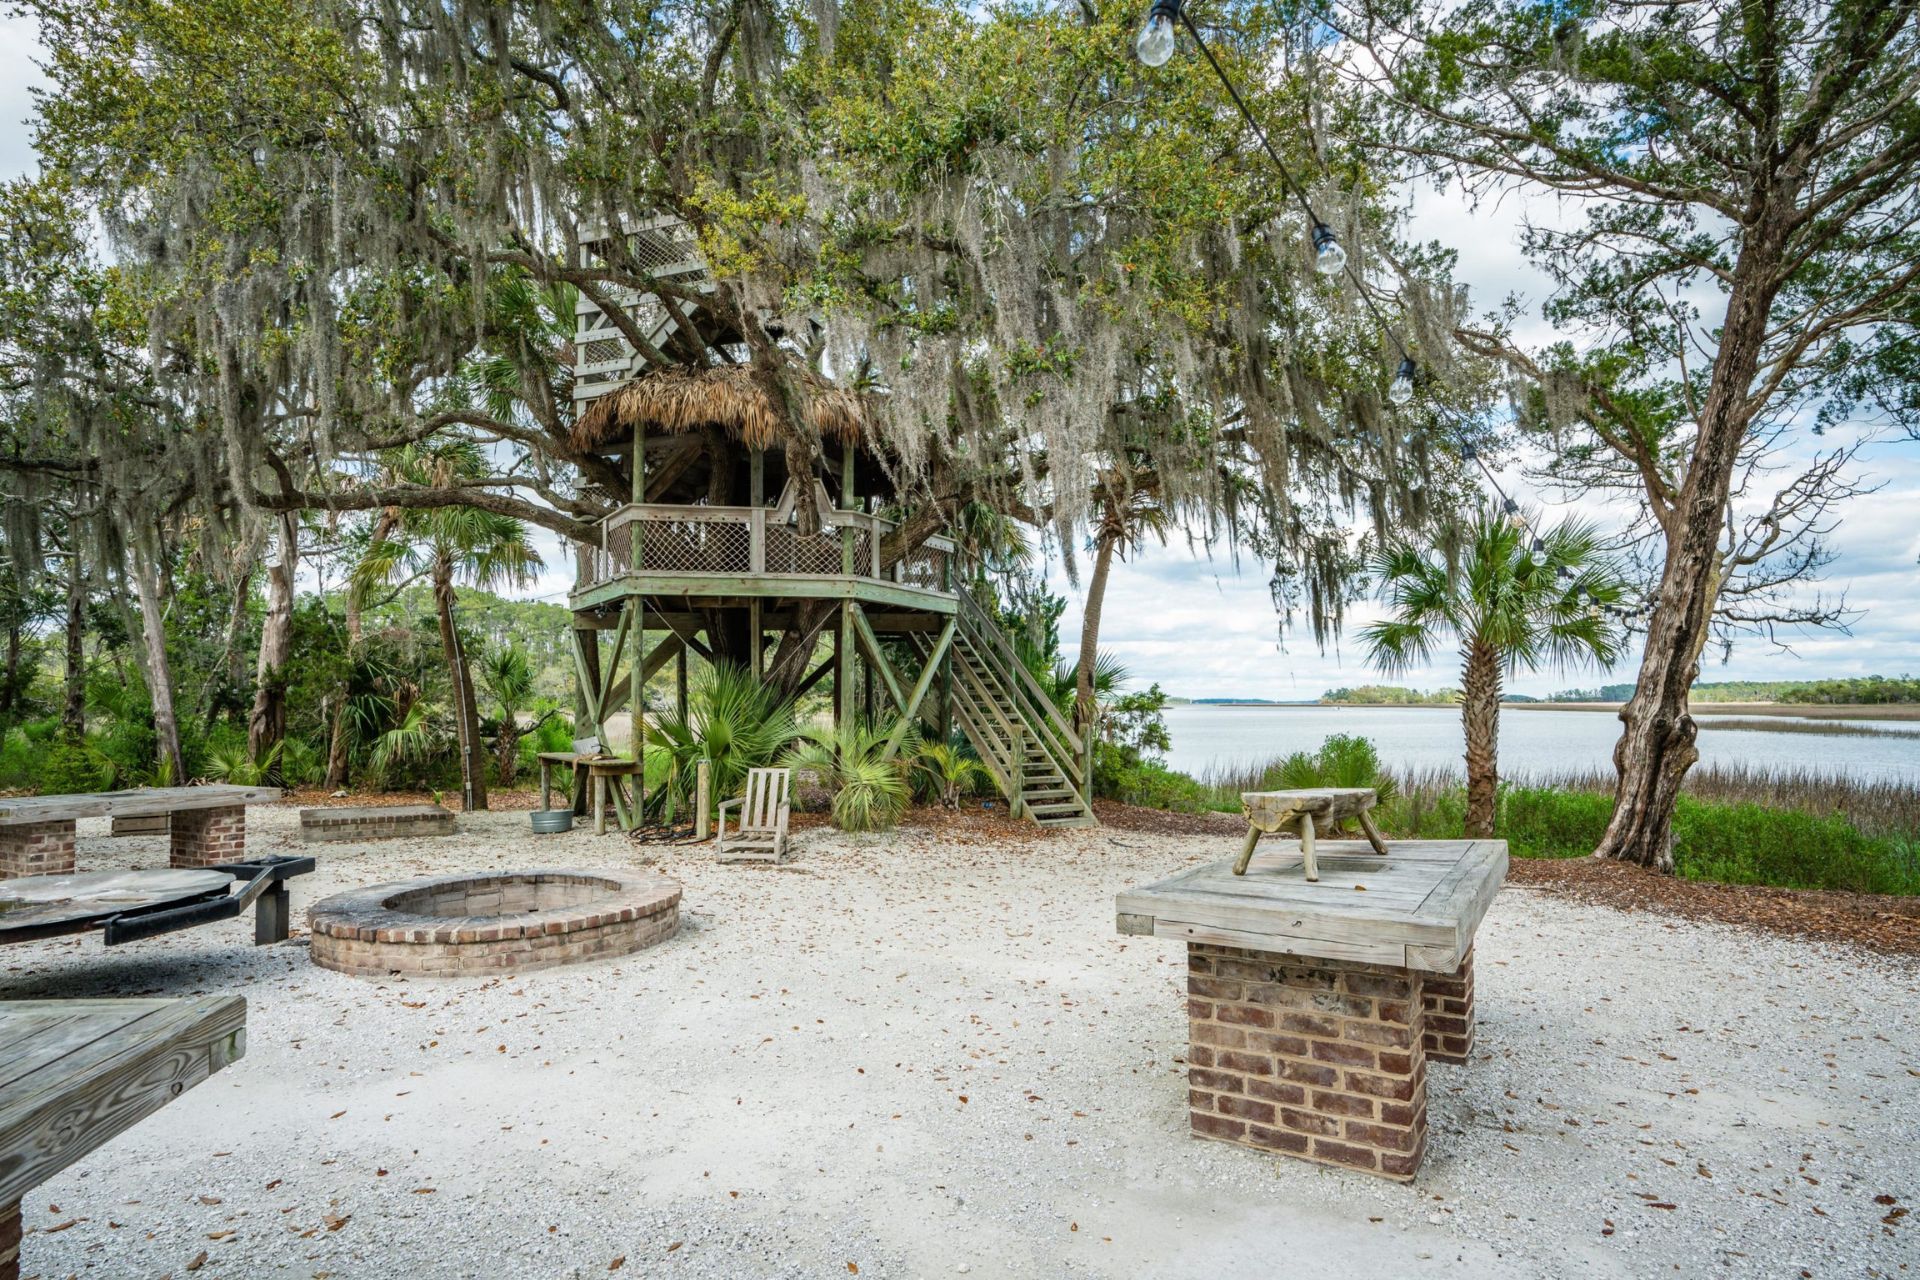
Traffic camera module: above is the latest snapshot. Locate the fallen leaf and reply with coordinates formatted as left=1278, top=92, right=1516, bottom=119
left=185, top=1250, right=209, bottom=1272
left=329, top=1110, right=347, bottom=1120
left=608, top=1258, right=625, bottom=1272
left=198, top=1196, right=222, bottom=1206
left=847, top=1264, right=858, bottom=1275
left=666, top=1242, right=683, bottom=1253
left=264, top=1180, right=282, bottom=1191
left=324, top=1214, right=350, bottom=1232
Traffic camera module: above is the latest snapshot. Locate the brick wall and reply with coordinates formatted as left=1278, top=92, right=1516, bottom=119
left=1186, top=942, right=1428, bottom=1180
left=1421, top=947, right=1475, bottom=1064
left=0, top=819, right=76, bottom=879
left=170, top=805, right=248, bottom=868
left=300, top=806, right=454, bottom=843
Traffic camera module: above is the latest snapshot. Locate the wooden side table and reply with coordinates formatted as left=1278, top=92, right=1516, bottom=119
left=1235, top=787, right=1390, bottom=881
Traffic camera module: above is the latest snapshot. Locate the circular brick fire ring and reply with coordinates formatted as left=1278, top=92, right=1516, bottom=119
left=307, top=868, right=680, bottom=978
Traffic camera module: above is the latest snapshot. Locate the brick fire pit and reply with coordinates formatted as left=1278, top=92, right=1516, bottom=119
left=308, top=868, right=680, bottom=977
left=1116, top=839, right=1505, bottom=1181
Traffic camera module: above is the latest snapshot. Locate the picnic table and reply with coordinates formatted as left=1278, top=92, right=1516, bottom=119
left=537, top=752, right=647, bottom=834
left=0, top=857, right=314, bottom=949
left=0, top=786, right=279, bottom=881
left=1, top=996, right=246, bottom=1280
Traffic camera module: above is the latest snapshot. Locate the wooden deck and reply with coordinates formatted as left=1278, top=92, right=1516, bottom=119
left=1115, top=839, right=1507, bottom=972
left=1, top=996, right=246, bottom=1277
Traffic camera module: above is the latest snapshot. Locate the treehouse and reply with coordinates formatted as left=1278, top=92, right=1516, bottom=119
left=566, top=279, right=1094, bottom=830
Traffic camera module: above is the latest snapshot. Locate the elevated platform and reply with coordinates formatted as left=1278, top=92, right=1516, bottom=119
left=569, top=502, right=956, bottom=617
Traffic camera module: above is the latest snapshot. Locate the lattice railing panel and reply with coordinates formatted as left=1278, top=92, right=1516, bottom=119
left=638, top=519, right=753, bottom=575
left=765, top=526, right=846, bottom=576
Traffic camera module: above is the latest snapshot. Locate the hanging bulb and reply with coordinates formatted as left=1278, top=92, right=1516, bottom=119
left=1461, top=442, right=1478, bottom=462
left=1136, top=1, right=1179, bottom=67
left=1585, top=603, right=1602, bottom=622
left=1387, top=357, right=1418, bottom=407
left=1555, top=565, right=1574, bottom=582
left=1502, top=496, right=1527, bottom=531
left=1311, top=223, right=1346, bottom=275
left=1528, top=537, right=1549, bottom=568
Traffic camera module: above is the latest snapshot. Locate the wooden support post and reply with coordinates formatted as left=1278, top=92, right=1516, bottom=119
left=750, top=448, right=765, bottom=507
left=676, top=644, right=689, bottom=721
left=938, top=633, right=953, bottom=742
left=695, top=759, right=712, bottom=841
left=833, top=603, right=852, bottom=729
left=632, top=424, right=646, bottom=822
left=882, top=618, right=955, bottom=759
left=749, top=599, right=763, bottom=682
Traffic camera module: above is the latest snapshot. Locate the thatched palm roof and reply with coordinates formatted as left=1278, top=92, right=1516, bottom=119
left=572, top=366, right=868, bottom=453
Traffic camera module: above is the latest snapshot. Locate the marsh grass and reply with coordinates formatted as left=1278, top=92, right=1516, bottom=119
left=1695, top=716, right=1920, bottom=739
left=1192, top=757, right=1920, bottom=895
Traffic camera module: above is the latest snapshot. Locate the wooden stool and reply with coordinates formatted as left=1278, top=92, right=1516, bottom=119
left=1234, top=787, right=1389, bottom=881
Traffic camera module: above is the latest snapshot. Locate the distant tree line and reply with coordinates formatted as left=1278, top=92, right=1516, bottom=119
left=1321, top=685, right=1460, bottom=706
left=1549, top=678, right=1920, bottom=706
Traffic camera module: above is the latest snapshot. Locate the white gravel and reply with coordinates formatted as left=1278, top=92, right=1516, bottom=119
left=3, top=805, right=1915, bottom=1279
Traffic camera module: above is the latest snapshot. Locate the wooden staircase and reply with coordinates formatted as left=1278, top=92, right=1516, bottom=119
left=911, top=593, right=1096, bottom=829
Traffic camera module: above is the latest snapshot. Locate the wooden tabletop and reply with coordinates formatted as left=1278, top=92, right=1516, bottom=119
left=0, top=786, right=280, bottom=826
left=0, top=996, right=246, bottom=1207
left=1116, top=839, right=1507, bottom=972
left=0, top=869, right=233, bottom=935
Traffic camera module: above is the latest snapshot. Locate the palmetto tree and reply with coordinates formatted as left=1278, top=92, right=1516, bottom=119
left=351, top=439, right=542, bottom=811
left=1363, top=508, right=1626, bottom=838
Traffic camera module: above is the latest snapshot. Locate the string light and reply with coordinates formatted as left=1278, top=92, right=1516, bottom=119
left=1135, top=0, right=1180, bottom=66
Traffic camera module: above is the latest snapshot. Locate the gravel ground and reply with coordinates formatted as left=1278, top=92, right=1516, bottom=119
left=3, top=804, right=1915, bottom=1279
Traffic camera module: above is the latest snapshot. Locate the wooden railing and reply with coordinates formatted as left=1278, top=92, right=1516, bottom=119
left=576, top=503, right=955, bottom=595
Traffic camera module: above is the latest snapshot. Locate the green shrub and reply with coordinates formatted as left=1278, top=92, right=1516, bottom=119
left=784, top=719, right=917, bottom=832
left=1096, top=747, right=1218, bottom=813
left=38, top=739, right=110, bottom=794
left=1265, top=734, right=1397, bottom=801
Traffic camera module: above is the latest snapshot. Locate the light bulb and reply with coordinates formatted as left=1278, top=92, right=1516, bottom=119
left=1387, top=357, right=1417, bottom=407
left=1311, top=222, right=1346, bottom=276
left=1585, top=604, right=1602, bottom=622
left=1529, top=539, right=1548, bottom=568
left=1136, top=8, right=1177, bottom=67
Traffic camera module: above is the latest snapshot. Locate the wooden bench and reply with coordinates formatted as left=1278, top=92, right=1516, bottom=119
left=0, top=787, right=278, bottom=881
left=299, top=804, right=453, bottom=843
left=1, top=996, right=246, bottom=1280
left=1234, top=787, right=1390, bottom=882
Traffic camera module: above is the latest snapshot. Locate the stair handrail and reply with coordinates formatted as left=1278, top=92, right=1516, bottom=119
left=954, top=592, right=1087, bottom=793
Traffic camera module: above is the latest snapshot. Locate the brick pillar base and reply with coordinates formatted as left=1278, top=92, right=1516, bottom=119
left=2, top=1197, right=20, bottom=1280
left=1186, top=943, right=1427, bottom=1181
left=0, top=819, right=76, bottom=880
left=1421, top=946, right=1475, bottom=1064
left=170, top=805, right=247, bottom=868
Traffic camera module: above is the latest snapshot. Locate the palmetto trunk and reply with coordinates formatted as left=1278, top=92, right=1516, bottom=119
left=433, top=560, right=488, bottom=811
left=1460, top=642, right=1501, bottom=839
left=1075, top=534, right=1117, bottom=733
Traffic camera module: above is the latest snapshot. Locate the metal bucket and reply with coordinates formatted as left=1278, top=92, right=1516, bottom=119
left=529, top=809, right=574, bottom=834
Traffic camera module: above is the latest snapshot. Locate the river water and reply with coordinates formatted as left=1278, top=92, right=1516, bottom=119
left=1162, top=703, right=1920, bottom=784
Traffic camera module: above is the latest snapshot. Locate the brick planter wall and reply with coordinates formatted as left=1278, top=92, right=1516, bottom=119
left=170, top=806, right=248, bottom=868
left=300, top=804, right=454, bottom=843
left=0, top=819, right=76, bottom=879
left=1186, top=943, right=1428, bottom=1180
left=1421, top=947, right=1475, bottom=1064
left=309, top=869, right=681, bottom=978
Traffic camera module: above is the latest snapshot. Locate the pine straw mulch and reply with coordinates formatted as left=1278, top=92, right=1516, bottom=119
left=1506, top=856, right=1920, bottom=958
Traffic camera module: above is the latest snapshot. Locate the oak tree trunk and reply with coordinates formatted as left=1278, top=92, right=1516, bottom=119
left=128, top=539, right=186, bottom=785
left=63, top=550, right=85, bottom=739
left=1595, top=210, right=1788, bottom=871
left=434, top=561, right=488, bottom=811
left=247, top=513, right=297, bottom=775
left=1460, top=642, right=1501, bottom=839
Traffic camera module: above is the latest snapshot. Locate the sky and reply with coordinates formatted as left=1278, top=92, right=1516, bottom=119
left=3, top=17, right=1915, bottom=700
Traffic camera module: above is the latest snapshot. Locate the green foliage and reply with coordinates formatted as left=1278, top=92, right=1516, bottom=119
left=785, top=719, right=920, bottom=833
left=1384, top=782, right=1920, bottom=896
left=650, top=663, right=799, bottom=817
left=912, top=740, right=988, bottom=808
left=1265, top=734, right=1398, bottom=802
left=37, top=738, right=109, bottom=794
left=1095, top=748, right=1218, bottom=813
left=1321, top=685, right=1459, bottom=705
left=1551, top=678, right=1920, bottom=705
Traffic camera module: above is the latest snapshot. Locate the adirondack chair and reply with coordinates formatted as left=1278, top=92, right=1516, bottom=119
left=715, top=767, right=792, bottom=864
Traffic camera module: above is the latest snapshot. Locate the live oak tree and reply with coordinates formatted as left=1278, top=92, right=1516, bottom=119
left=1321, top=0, right=1920, bottom=868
